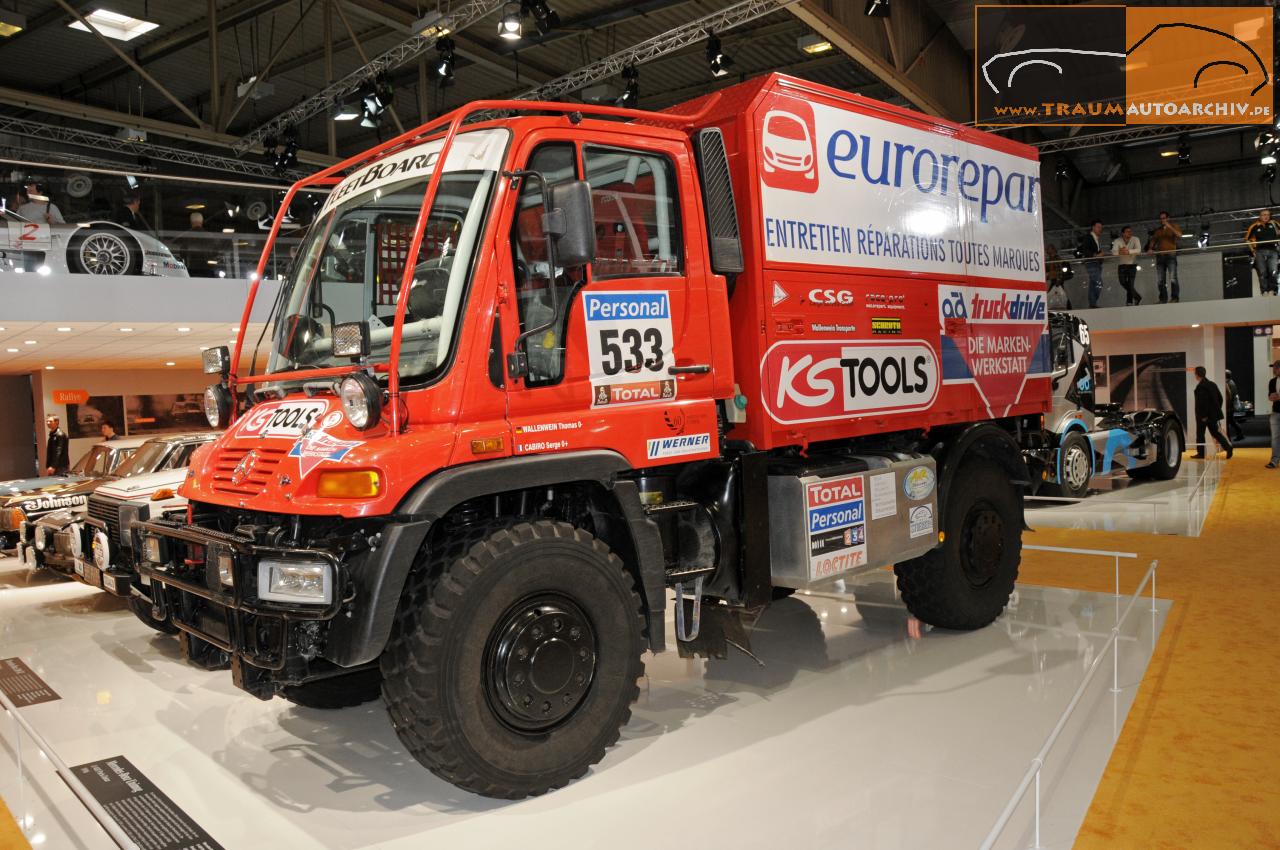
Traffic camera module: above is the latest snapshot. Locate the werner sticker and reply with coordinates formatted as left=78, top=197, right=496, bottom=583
left=761, top=339, right=939, bottom=424
left=806, top=474, right=868, bottom=580
left=583, top=290, right=677, bottom=407
left=239, top=400, right=329, bottom=439
left=938, top=284, right=1051, bottom=416
left=288, top=431, right=363, bottom=476
left=646, top=432, right=712, bottom=460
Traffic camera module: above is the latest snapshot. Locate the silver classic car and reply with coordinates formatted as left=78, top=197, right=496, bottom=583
left=1, top=211, right=187, bottom=276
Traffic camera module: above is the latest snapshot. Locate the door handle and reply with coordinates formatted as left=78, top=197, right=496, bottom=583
left=668, top=364, right=711, bottom=375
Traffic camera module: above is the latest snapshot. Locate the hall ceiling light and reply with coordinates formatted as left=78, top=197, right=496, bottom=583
left=68, top=9, right=159, bottom=42
left=864, top=0, right=889, bottom=17
left=412, top=10, right=451, bottom=38
left=0, top=10, right=25, bottom=37
left=333, top=98, right=360, bottom=121
left=165, top=361, right=175, bottom=366
left=706, top=33, right=733, bottom=78
left=177, top=327, right=190, bottom=333
left=1159, top=150, right=1177, bottom=157
left=44, top=365, right=54, bottom=370
left=23, top=340, right=35, bottom=345
left=5, top=349, right=17, bottom=353
left=119, top=327, right=133, bottom=332
left=797, top=34, right=833, bottom=55
left=527, top=0, right=560, bottom=36
left=57, top=327, right=71, bottom=332
left=497, top=2, right=522, bottom=40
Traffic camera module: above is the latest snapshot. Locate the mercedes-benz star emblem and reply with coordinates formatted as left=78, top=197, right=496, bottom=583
left=231, top=450, right=257, bottom=486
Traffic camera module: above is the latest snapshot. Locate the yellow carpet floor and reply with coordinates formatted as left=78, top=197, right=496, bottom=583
left=0, top=450, right=1275, bottom=849
left=1018, top=447, right=1280, bottom=849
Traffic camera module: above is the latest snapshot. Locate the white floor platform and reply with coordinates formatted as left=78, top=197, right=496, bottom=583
left=0, top=558, right=1168, bottom=850
left=1026, top=457, right=1220, bottom=537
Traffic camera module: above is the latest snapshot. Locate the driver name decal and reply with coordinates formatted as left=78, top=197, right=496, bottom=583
left=583, top=291, right=677, bottom=407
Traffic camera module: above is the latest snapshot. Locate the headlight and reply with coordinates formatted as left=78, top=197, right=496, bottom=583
left=92, top=530, right=110, bottom=570
left=339, top=373, right=381, bottom=430
left=204, top=384, right=232, bottom=428
left=142, top=535, right=163, bottom=565
left=210, top=547, right=235, bottom=587
left=70, top=526, right=83, bottom=558
left=17, top=522, right=27, bottom=543
left=34, top=527, right=46, bottom=551
left=257, top=559, right=331, bottom=604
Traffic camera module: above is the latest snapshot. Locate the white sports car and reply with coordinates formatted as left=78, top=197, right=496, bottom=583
left=1, top=213, right=188, bottom=276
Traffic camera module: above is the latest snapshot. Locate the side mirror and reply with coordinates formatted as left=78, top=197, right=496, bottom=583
left=545, top=181, right=595, bottom=269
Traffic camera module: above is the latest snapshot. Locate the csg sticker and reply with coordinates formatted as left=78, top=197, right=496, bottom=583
left=903, top=465, right=936, bottom=500
left=583, top=291, right=676, bottom=407
left=239, top=400, right=329, bottom=438
left=909, top=504, right=934, bottom=538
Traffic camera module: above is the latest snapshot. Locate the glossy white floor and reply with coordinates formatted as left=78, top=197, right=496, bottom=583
left=0, top=553, right=1169, bottom=850
left=1026, top=457, right=1220, bottom=537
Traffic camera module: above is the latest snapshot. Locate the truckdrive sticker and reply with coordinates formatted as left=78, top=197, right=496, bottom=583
left=238, top=400, right=329, bottom=438
left=806, top=474, right=868, bottom=579
left=937, top=285, right=1051, bottom=416
left=761, top=339, right=940, bottom=424
left=583, top=291, right=677, bottom=407
left=757, top=95, right=1043, bottom=283
left=288, top=431, right=363, bottom=476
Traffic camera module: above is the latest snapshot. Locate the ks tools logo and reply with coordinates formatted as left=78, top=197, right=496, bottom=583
left=758, top=97, right=819, bottom=193
left=976, top=6, right=1273, bottom=126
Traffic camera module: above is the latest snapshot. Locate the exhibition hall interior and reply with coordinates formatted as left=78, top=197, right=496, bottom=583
left=1, top=1, right=1279, bottom=848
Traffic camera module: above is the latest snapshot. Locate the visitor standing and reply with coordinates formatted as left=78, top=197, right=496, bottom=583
left=45, top=415, right=69, bottom=475
left=1268, top=360, right=1280, bottom=469
left=1147, top=211, right=1182, bottom=302
left=1245, top=208, right=1279, bottom=296
left=1112, top=225, right=1143, bottom=305
left=1078, top=220, right=1106, bottom=308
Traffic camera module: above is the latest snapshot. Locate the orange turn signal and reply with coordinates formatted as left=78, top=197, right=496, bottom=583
left=150, top=488, right=176, bottom=501
left=316, top=469, right=381, bottom=499
left=470, top=436, right=505, bottom=454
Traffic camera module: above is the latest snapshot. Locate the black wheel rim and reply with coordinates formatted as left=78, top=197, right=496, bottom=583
left=960, top=504, right=1004, bottom=588
left=484, top=593, right=597, bottom=733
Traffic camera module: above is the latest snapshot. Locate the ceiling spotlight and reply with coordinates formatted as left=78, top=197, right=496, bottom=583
left=797, top=33, right=833, bottom=55
left=435, top=37, right=456, bottom=84
left=273, top=127, right=298, bottom=175
left=360, top=77, right=393, bottom=129
left=1177, top=135, right=1191, bottom=166
left=1263, top=164, right=1277, bottom=184
left=497, top=2, right=522, bottom=40
left=706, top=33, right=733, bottom=78
left=412, top=10, right=451, bottom=38
left=1054, top=159, right=1069, bottom=182
left=615, top=65, right=639, bottom=108
left=865, top=0, right=890, bottom=17
left=333, top=97, right=360, bottom=121
left=526, top=0, right=560, bottom=35
left=0, top=10, right=26, bottom=37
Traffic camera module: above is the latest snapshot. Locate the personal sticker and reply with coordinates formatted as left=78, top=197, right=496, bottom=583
left=805, top=473, right=868, bottom=579
left=583, top=291, right=677, bottom=407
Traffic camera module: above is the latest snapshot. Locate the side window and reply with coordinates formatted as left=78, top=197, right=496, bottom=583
left=584, top=146, right=682, bottom=279
left=511, top=143, right=580, bottom=386
left=164, top=443, right=197, bottom=470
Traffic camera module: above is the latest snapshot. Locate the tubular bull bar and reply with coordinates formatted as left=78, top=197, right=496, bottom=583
left=134, top=517, right=344, bottom=679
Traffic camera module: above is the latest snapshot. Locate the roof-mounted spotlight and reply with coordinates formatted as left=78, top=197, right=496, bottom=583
left=706, top=33, right=733, bottom=78
left=497, top=2, right=522, bottom=40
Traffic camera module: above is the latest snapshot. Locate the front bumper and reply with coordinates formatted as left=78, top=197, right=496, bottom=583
left=135, top=517, right=344, bottom=691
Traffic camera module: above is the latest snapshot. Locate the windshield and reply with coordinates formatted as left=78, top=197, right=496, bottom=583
left=70, top=446, right=106, bottom=476
left=259, top=129, right=507, bottom=388
left=113, top=440, right=172, bottom=477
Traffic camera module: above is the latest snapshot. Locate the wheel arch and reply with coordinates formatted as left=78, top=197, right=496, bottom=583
left=323, top=450, right=666, bottom=667
left=932, top=421, right=1029, bottom=525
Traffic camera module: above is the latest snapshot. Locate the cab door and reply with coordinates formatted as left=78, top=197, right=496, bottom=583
left=500, top=130, right=722, bottom=468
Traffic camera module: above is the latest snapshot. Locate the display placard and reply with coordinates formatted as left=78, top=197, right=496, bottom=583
left=0, top=657, right=60, bottom=706
left=72, top=755, right=224, bottom=850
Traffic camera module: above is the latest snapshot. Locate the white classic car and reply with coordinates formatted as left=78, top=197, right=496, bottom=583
left=1, top=212, right=188, bottom=276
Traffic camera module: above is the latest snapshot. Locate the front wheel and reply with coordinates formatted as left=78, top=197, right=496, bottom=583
left=1047, top=431, right=1092, bottom=498
left=380, top=521, right=646, bottom=799
left=894, top=460, right=1021, bottom=630
left=68, top=228, right=141, bottom=275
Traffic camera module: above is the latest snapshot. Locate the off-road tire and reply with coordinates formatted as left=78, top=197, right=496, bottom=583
left=1049, top=431, right=1092, bottom=498
left=280, top=667, right=383, bottom=709
left=380, top=520, right=646, bottom=799
left=128, top=593, right=179, bottom=635
left=1128, top=419, right=1183, bottom=481
left=894, top=460, right=1021, bottom=630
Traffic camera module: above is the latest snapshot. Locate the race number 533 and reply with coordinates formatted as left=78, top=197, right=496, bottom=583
left=583, top=291, right=676, bottom=407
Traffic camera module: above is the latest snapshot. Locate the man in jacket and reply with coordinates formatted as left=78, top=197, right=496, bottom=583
left=1078, top=220, right=1106, bottom=308
left=115, top=194, right=151, bottom=234
left=1192, top=366, right=1233, bottom=459
left=44, top=415, right=69, bottom=475
left=1147, top=211, right=1182, bottom=303
left=1224, top=370, right=1244, bottom=442
left=1245, top=208, right=1279, bottom=296
left=1267, top=360, right=1280, bottom=469
left=1111, top=224, right=1143, bottom=305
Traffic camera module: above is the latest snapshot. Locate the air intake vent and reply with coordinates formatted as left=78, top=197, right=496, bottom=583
left=693, top=127, right=744, bottom=278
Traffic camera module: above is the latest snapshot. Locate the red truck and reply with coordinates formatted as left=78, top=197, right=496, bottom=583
left=136, top=73, right=1051, bottom=798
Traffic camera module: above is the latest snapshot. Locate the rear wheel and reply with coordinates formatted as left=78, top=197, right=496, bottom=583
left=128, top=593, right=178, bottom=634
left=894, top=460, right=1021, bottom=630
left=381, top=521, right=645, bottom=799
left=68, top=228, right=141, bottom=275
left=1129, top=419, right=1183, bottom=481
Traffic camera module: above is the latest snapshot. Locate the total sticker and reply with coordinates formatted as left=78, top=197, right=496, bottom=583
left=583, top=290, right=676, bottom=407
left=909, top=504, right=934, bottom=538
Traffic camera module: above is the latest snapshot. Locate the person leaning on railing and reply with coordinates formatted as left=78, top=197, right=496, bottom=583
left=1146, top=211, right=1182, bottom=303
left=1245, top=208, right=1279, bottom=296
left=1111, top=225, right=1143, bottom=306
